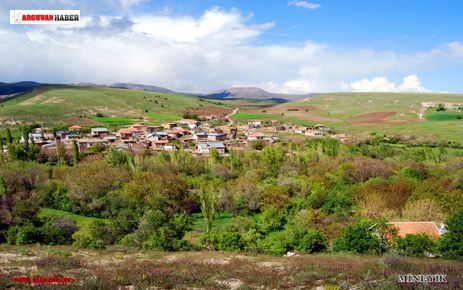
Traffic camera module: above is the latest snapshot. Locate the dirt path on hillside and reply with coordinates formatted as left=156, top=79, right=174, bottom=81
left=225, top=108, right=239, bottom=126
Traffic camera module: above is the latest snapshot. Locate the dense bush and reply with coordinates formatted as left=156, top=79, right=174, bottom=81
left=295, top=229, right=327, bottom=254
left=7, top=224, right=42, bottom=245
left=217, top=232, right=244, bottom=252
left=257, top=232, right=292, bottom=256
left=72, top=232, right=105, bottom=249
left=333, top=220, right=383, bottom=254
left=438, top=209, right=463, bottom=260
left=395, top=234, right=435, bottom=257
left=1, top=139, right=463, bottom=261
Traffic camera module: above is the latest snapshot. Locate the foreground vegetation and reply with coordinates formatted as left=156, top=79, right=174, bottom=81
left=1, top=132, right=463, bottom=256
left=1, top=245, right=462, bottom=289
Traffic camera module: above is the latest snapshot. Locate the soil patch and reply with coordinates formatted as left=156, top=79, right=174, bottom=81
left=349, top=112, right=397, bottom=124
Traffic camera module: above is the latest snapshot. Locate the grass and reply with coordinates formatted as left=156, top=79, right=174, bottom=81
left=233, top=111, right=316, bottom=126
left=425, top=110, right=463, bottom=121
left=38, top=208, right=108, bottom=234
left=238, top=92, right=463, bottom=142
left=1, top=244, right=463, bottom=289
left=191, top=212, right=234, bottom=232
left=186, top=213, right=234, bottom=246
left=91, top=116, right=136, bottom=126
left=0, top=85, right=237, bottom=126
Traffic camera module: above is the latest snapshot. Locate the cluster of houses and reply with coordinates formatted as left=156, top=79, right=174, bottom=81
left=14, top=117, right=351, bottom=156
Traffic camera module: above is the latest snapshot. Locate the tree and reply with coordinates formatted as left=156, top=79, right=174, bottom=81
left=22, top=128, right=29, bottom=151
left=436, top=103, right=446, bottom=111
left=209, top=147, right=222, bottom=164
left=333, top=220, right=383, bottom=254
left=396, top=234, right=435, bottom=257
left=438, top=209, right=463, bottom=260
left=261, top=144, right=284, bottom=178
left=71, top=140, right=80, bottom=165
left=56, top=141, right=66, bottom=164
left=0, top=135, right=3, bottom=163
left=0, top=176, right=6, bottom=197
left=5, top=128, right=12, bottom=144
left=229, top=151, right=243, bottom=175
left=199, top=189, right=218, bottom=248
left=296, top=229, right=327, bottom=254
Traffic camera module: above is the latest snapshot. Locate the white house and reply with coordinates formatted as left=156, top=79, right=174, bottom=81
left=197, top=142, right=226, bottom=154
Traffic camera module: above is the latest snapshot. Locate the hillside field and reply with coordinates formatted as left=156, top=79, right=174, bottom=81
left=235, top=92, right=463, bottom=142
left=0, top=85, right=237, bottom=126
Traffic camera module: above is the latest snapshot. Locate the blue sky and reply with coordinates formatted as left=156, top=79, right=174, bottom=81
left=1, top=0, right=463, bottom=93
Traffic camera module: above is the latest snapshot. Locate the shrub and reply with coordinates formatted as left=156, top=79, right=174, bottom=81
left=257, top=207, right=286, bottom=233
left=321, top=189, right=353, bottom=217
left=199, top=232, right=219, bottom=250
left=333, top=220, right=382, bottom=254
left=72, top=232, right=105, bottom=249
left=257, top=231, right=292, bottom=256
left=395, top=234, right=435, bottom=257
left=217, top=232, right=244, bottom=252
left=242, top=228, right=262, bottom=252
left=438, top=209, right=463, bottom=260
left=7, top=224, right=42, bottom=245
left=136, top=211, right=192, bottom=251
left=41, top=218, right=78, bottom=245
left=295, top=229, right=327, bottom=254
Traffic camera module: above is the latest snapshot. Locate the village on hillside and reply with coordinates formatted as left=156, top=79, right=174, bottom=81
left=10, top=114, right=350, bottom=156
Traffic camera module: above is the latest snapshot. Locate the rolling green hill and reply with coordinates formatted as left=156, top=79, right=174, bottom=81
left=236, top=92, right=463, bottom=142
left=0, top=85, right=236, bottom=126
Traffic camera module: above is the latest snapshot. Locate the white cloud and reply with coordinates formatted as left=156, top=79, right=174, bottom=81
left=448, top=42, right=463, bottom=56
left=0, top=7, right=462, bottom=93
left=345, top=74, right=429, bottom=93
left=288, top=1, right=321, bottom=10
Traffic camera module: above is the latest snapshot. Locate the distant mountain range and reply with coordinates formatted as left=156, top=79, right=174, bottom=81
left=205, top=87, right=310, bottom=102
left=0, top=81, right=41, bottom=96
left=0, top=81, right=310, bottom=102
left=111, top=83, right=176, bottom=94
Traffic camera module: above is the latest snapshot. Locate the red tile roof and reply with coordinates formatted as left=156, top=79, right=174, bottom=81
left=389, top=222, right=441, bottom=239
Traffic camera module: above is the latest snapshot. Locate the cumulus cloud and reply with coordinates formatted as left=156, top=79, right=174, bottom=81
left=288, top=1, right=321, bottom=10
left=0, top=7, right=462, bottom=93
left=345, top=75, right=429, bottom=93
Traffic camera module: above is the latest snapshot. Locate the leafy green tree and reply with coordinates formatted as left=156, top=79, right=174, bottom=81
left=72, top=232, right=105, bottom=249
left=261, top=144, right=284, bottom=178
left=71, top=140, right=80, bottom=165
left=0, top=176, right=6, bottom=197
left=257, top=207, right=286, bottom=233
left=438, top=209, right=463, bottom=260
left=0, top=134, right=4, bottom=163
left=209, top=147, right=222, bottom=164
left=56, top=141, right=66, bottom=164
left=199, top=189, right=218, bottom=248
left=5, top=128, right=12, bottom=144
left=217, top=232, right=244, bottom=252
left=22, top=128, right=29, bottom=150
left=296, top=229, right=327, bottom=254
left=137, top=211, right=192, bottom=251
left=229, top=151, right=243, bottom=175
left=7, top=224, right=42, bottom=245
left=333, top=220, right=382, bottom=254
left=396, top=234, right=435, bottom=257
left=7, top=143, right=29, bottom=161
